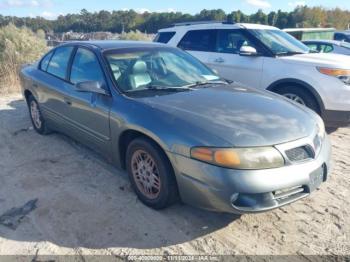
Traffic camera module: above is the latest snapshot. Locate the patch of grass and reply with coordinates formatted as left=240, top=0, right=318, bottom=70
left=0, top=24, right=47, bottom=94
left=119, top=30, right=153, bottom=41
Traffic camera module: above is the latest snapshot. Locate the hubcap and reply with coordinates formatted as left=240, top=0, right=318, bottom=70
left=283, top=93, right=306, bottom=106
left=131, top=150, right=161, bottom=200
left=30, top=101, right=42, bottom=129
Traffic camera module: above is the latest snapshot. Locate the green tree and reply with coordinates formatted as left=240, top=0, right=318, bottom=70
left=268, top=11, right=278, bottom=26
left=1, top=7, right=350, bottom=34
left=250, top=10, right=268, bottom=25
left=197, top=9, right=226, bottom=21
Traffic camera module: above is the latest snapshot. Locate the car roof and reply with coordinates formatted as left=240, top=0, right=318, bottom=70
left=60, top=40, right=166, bottom=51
left=158, top=22, right=278, bottom=32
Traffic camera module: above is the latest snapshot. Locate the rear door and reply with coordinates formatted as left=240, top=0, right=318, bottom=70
left=177, top=29, right=217, bottom=64
left=65, top=47, right=112, bottom=156
left=34, top=46, right=75, bottom=127
left=207, top=29, right=264, bottom=89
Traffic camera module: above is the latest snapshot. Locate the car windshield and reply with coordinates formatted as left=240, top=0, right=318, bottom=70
left=105, top=48, right=222, bottom=93
left=250, top=29, right=310, bottom=55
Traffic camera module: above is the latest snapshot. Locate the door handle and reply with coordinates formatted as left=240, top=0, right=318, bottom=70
left=214, top=57, right=225, bottom=63
left=63, top=97, right=72, bottom=106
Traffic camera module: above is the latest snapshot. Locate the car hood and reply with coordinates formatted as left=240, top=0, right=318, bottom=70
left=136, top=84, right=317, bottom=147
left=279, top=52, right=350, bottom=68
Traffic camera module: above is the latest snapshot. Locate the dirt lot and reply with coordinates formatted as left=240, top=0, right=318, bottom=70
left=0, top=94, right=349, bottom=258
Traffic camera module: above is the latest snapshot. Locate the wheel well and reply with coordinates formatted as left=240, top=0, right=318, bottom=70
left=24, top=90, right=33, bottom=102
left=119, top=129, right=180, bottom=203
left=268, top=82, right=322, bottom=114
left=119, top=130, right=167, bottom=170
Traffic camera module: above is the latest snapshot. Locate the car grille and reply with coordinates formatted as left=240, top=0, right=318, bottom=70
left=285, top=146, right=313, bottom=163
left=273, top=186, right=306, bottom=202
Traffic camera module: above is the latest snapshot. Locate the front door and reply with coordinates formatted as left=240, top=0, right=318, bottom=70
left=65, top=47, right=112, bottom=156
left=207, top=29, right=264, bottom=89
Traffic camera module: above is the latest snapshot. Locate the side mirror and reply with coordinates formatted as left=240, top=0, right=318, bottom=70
left=75, top=81, right=108, bottom=95
left=239, top=46, right=258, bottom=56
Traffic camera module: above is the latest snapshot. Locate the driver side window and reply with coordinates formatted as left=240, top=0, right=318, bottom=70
left=70, top=48, right=105, bottom=86
left=216, top=30, right=256, bottom=54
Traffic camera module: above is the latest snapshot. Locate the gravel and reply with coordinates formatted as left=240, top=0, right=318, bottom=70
left=0, top=94, right=348, bottom=257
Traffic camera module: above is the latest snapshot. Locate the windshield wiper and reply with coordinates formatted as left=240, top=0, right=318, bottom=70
left=185, top=79, right=228, bottom=88
left=124, top=85, right=193, bottom=93
left=275, top=51, right=306, bottom=56
left=146, top=85, right=194, bottom=90
left=126, top=80, right=227, bottom=93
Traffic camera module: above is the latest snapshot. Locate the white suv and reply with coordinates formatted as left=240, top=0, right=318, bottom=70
left=156, top=22, right=350, bottom=127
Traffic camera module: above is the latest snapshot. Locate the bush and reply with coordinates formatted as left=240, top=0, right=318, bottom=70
left=118, top=30, right=153, bottom=41
left=0, top=24, right=47, bottom=93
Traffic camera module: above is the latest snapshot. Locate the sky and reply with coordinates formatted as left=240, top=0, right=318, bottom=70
left=0, top=0, right=350, bottom=19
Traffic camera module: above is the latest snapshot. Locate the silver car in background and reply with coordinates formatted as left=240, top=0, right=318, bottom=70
left=20, top=41, right=332, bottom=214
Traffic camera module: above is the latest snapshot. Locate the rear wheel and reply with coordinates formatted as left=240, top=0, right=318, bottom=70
left=27, top=95, right=50, bottom=135
left=126, top=137, right=178, bottom=209
left=276, top=86, right=320, bottom=114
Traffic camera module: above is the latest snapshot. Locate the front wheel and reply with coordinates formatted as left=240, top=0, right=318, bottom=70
left=126, top=137, right=178, bottom=210
left=276, top=86, right=320, bottom=114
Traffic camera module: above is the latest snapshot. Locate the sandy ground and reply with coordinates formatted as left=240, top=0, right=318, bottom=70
left=0, top=94, right=349, bottom=258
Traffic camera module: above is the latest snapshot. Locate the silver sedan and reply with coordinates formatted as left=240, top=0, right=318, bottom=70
left=20, top=41, right=332, bottom=214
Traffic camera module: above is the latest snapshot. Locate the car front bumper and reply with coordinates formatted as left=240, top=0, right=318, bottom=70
left=168, top=135, right=332, bottom=214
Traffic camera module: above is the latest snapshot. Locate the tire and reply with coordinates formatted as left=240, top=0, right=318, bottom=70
left=326, top=127, right=338, bottom=134
left=126, top=137, right=178, bottom=210
left=27, top=95, right=51, bottom=135
left=276, top=86, right=320, bottom=114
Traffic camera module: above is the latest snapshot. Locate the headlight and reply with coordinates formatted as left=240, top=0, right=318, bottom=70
left=313, top=116, right=326, bottom=156
left=317, top=67, right=350, bottom=85
left=316, top=116, right=326, bottom=140
left=190, top=147, right=285, bottom=170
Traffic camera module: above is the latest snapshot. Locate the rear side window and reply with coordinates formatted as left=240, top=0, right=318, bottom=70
left=47, top=46, right=74, bottom=79
left=40, top=51, right=54, bottom=71
left=70, top=48, right=105, bottom=85
left=178, top=30, right=216, bottom=52
left=154, top=32, right=176, bottom=43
